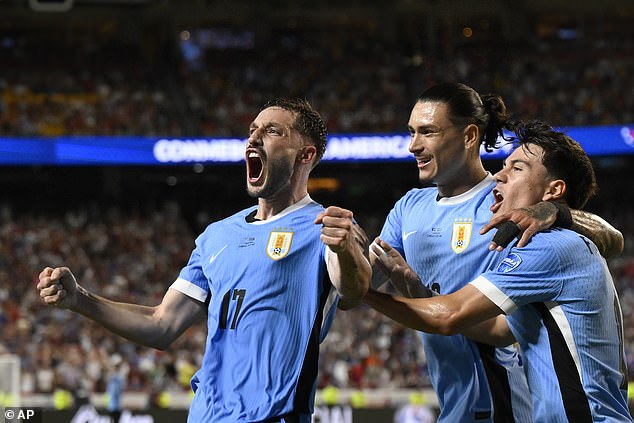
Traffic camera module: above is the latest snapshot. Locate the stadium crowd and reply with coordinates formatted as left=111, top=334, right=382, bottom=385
left=1, top=16, right=634, bottom=406
left=1, top=29, right=633, bottom=138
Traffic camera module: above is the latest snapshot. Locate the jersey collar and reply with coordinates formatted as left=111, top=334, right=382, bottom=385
left=437, top=173, right=495, bottom=205
left=248, top=194, right=314, bottom=225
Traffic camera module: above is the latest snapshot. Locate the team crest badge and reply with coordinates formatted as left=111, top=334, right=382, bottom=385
left=266, top=231, right=294, bottom=260
left=451, top=219, right=472, bottom=254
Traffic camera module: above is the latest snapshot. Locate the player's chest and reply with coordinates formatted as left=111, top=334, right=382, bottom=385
left=401, top=205, right=493, bottom=257
left=200, top=223, right=321, bottom=282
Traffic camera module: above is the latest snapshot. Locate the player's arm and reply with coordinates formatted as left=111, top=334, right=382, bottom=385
left=569, top=209, right=624, bottom=258
left=363, top=284, right=502, bottom=336
left=38, top=266, right=206, bottom=350
left=367, top=239, right=513, bottom=345
left=461, top=315, right=516, bottom=347
left=482, top=201, right=624, bottom=257
left=316, top=206, right=371, bottom=306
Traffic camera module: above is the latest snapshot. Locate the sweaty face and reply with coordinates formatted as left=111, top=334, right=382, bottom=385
left=492, top=144, right=554, bottom=215
left=407, top=101, right=472, bottom=190
left=245, top=107, right=304, bottom=199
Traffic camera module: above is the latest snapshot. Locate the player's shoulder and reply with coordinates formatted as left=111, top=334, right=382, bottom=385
left=506, top=228, right=603, bottom=275
left=535, top=227, right=587, bottom=244
left=398, top=186, right=438, bottom=204
left=200, top=206, right=257, bottom=232
left=555, top=227, right=600, bottom=252
left=304, top=198, right=326, bottom=213
left=285, top=198, right=325, bottom=222
left=524, top=227, right=597, bottom=256
left=388, top=188, right=440, bottom=220
left=227, top=205, right=259, bottom=223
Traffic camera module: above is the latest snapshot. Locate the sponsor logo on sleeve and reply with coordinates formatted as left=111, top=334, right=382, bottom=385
left=497, top=252, right=523, bottom=273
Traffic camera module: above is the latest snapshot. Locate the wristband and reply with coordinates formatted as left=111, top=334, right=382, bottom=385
left=550, top=201, right=573, bottom=229
left=492, top=221, right=521, bottom=247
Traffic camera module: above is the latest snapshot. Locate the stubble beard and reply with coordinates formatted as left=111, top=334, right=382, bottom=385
left=246, top=159, right=294, bottom=200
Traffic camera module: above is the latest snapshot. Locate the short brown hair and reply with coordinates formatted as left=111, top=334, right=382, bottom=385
left=262, top=98, right=328, bottom=165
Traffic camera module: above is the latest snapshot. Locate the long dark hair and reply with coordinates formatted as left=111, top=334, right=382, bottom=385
left=417, top=82, right=514, bottom=152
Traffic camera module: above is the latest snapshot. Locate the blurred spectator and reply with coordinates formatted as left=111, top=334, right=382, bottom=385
left=1, top=29, right=632, bottom=139
left=106, top=354, right=125, bottom=423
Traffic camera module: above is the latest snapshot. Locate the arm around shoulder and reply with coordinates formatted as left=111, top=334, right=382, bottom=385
left=571, top=209, right=624, bottom=258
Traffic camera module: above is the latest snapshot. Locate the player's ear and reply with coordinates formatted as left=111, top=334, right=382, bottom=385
left=298, top=145, right=317, bottom=165
left=464, top=123, right=479, bottom=150
left=543, top=179, right=566, bottom=201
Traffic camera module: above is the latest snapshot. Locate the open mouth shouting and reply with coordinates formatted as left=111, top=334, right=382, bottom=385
left=246, top=149, right=264, bottom=185
left=491, top=188, right=504, bottom=213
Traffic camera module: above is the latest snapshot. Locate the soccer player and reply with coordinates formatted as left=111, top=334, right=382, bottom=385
left=106, top=356, right=124, bottom=423
left=366, top=120, right=632, bottom=422
left=37, top=98, right=371, bottom=423
left=370, top=82, right=623, bottom=423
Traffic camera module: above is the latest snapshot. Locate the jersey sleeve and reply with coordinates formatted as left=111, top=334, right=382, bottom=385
left=170, top=237, right=210, bottom=303
left=470, top=235, right=565, bottom=314
left=379, top=193, right=406, bottom=256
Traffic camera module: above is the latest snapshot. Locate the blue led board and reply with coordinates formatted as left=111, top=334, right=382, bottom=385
left=1, top=124, right=633, bottom=165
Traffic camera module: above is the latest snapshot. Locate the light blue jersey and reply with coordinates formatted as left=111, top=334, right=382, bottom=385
left=380, top=174, right=532, bottom=423
left=106, top=373, right=123, bottom=413
left=172, top=196, right=332, bottom=423
left=472, top=229, right=632, bottom=422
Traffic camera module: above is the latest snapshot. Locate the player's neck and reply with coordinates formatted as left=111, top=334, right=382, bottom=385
left=256, top=189, right=309, bottom=220
left=437, top=164, right=488, bottom=198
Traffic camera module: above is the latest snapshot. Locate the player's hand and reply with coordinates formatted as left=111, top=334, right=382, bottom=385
left=315, top=206, right=357, bottom=254
left=37, top=266, right=79, bottom=309
left=480, top=201, right=558, bottom=251
left=370, top=238, right=421, bottom=287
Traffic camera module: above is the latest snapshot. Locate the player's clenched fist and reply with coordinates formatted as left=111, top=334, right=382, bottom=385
left=37, top=267, right=78, bottom=309
left=314, top=206, right=356, bottom=254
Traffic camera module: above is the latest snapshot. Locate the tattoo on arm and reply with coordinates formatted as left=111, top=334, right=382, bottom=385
left=570, top=209, right=624, bottom=258
left=527, top=202, right=557, bottom=222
